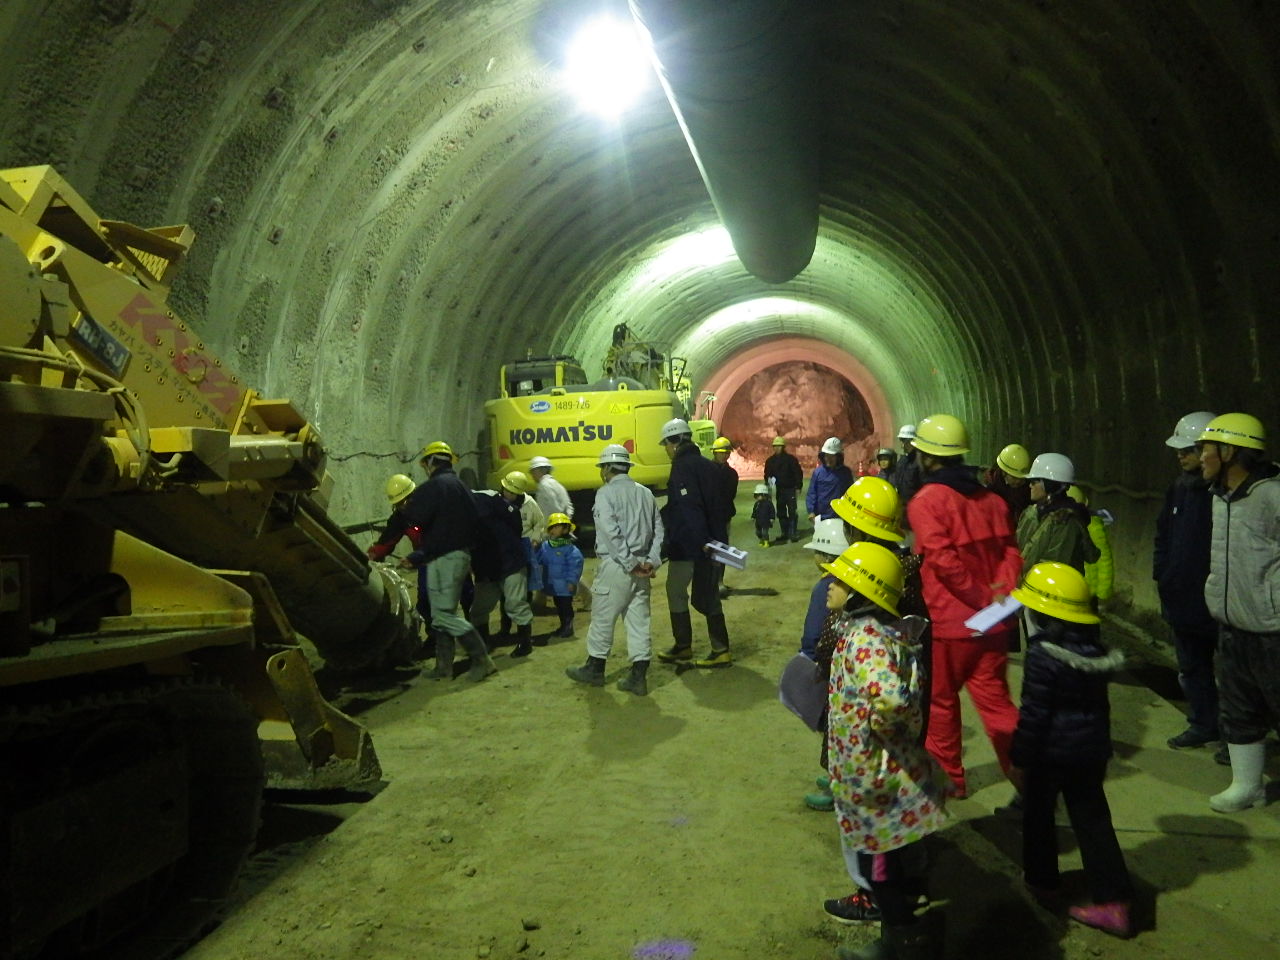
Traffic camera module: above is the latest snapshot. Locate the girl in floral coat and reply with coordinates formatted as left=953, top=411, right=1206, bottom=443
left=822, top=541, right=947, bottom=960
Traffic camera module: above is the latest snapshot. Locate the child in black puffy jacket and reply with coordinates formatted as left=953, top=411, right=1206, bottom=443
left=1010, top=562, right=1135, bottom=939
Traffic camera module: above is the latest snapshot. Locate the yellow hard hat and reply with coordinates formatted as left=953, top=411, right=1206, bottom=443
left=821, top=542, right=904, bottom=617
left=1199, top=412, right=1266, bottom=451
left=995, top=443, right=1031, bottom=478
left=772, top=436, right=786, bottom=446
left=420, top=440, right=457, bottom=461
left=831, top=477, right=904, bottom=542
left=385, top=474, right=415, bottom=504
left=501, top=471, right=532, bottom=494
left=711, top=436, right=733, bottom=452
left=546, top=512, right=576, bottom=532
left=1012, top=562, right=1100, bottom=625
left=1065, top=484, right=1089, bottom=505
left=911, top=414, right=970, bottom=457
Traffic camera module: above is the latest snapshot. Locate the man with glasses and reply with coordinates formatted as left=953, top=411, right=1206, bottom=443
left=1155, top=412, right=1221, bottom=751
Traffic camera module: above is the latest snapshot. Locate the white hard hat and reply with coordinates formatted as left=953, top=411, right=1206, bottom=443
left=529, top=455, right=553, bottom=471
left=753, top=483, right=770, bottom=495
left=597, top=443, right=632, bottom=467
left=804, top=517, right=850, bottom=555
left=897, top=424, right=917, bottom=440
left=1028, top=452, right=1075, bottom=483
left=660, top=418, right=692, bottom=443
left=1165, top=411, right=1217, bottom=449
left=820, top=437, right=843, bottom=455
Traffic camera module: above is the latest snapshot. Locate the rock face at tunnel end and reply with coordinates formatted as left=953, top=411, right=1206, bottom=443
left=720, top=360, right=875, bottom=474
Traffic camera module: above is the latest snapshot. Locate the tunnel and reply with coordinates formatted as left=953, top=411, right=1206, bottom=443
left=2, top=0, right=1277, bottom=618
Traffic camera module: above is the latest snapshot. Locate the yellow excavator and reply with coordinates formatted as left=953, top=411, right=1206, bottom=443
left=484, top=323, right=717, bottom=504
left=0, top=167, right=420, bottom=959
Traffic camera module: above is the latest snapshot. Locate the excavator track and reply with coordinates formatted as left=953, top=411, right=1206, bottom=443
left=0, top=678, right=264, bottom=960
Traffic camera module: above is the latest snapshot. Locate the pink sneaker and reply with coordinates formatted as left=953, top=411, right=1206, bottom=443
left=1068, top=901, right=1132, bottom=938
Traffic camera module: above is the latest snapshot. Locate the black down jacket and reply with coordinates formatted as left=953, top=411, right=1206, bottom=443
left=1010, top=623, right=1125, bottom=768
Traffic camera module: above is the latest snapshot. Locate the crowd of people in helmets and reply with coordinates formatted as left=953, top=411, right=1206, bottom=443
left=368, top=405, right=1277, bottom=958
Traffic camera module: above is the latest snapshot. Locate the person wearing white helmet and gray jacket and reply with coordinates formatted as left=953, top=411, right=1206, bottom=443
left=806, top=437, right=854, bottom=525
left=1197, top=412, right=1280, bottom=813
left=565, top=444, right=664, bottom=696
left=529, top=455, right=573, bottom=520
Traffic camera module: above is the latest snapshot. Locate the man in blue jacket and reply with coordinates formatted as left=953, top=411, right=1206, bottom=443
left=806, top=436, right=854, bottom=524
left=1154, top=411, right=1220, bottom=750
left=656, top=418, right=733, bottom=667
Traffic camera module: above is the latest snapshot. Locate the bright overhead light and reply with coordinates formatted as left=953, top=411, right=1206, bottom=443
left=563, top=17, right=652, bottom=117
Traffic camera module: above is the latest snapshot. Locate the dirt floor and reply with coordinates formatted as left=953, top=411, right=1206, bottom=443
left=182, top=488, right=1280, bottom=960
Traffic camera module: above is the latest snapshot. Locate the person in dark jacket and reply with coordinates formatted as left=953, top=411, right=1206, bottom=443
left=396, top=441, right=496, bottom=682
left=750, top=484, right=775, bottom=545
left=710, top=436, right=739, bottom=597
left=656, top=418, right=733, bottom=667
left=765, top=435, right=804, bottom=542
left=1153, top=412, right=1221, bottom=750
left=470, top=473, right=537, bottom=658
left=1010, top=562, right=1134, bottom=939
left=886, top=424, right=924, bottom=527
left=806, top=436, right=855, bottom=524
left=368, top=473, right=430, bottom=624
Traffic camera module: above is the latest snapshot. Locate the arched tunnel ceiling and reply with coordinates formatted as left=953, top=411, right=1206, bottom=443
left=2, top=0, right=1279, bottom=535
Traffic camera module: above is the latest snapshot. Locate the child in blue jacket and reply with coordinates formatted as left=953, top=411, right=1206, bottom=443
left=535, top=512, right=585, bottom=639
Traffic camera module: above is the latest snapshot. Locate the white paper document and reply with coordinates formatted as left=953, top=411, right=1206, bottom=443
left=964, top=595, right=1023, bottom=634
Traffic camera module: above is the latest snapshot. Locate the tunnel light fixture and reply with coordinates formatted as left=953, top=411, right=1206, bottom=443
left=694, top=297, right=828, bottom=340
left=628, top=225, right=737, bottom=291
left=563, top=17, right=652, bottom=117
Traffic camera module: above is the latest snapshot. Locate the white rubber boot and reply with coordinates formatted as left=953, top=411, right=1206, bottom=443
left=1209, top=741, right=1267, bottom=813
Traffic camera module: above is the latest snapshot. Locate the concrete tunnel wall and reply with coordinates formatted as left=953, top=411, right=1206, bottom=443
left=2, top=0, right=1279, bottom=623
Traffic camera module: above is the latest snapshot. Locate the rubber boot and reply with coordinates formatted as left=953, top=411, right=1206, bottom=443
left=1210, top=741, right=1268, bottom=812
left=657, top=611, right=694, bottom=662
left=694, top=614, right=732, bottom=667
left=431, top=635, right=455, bottom=680
left=552, top=596, right=574, bottom=638
left=617, top=659, right=649, bottom=696
left=565, top=655, right=606, bottom=687
left=510, top=622, right=534, bottom=658
left=458, top=628, right=498, bottom=682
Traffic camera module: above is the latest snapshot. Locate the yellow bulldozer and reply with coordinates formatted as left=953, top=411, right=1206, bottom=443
left=0, top=167, right=420, bottom=959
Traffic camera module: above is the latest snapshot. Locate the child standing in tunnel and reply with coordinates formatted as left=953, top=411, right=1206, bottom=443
left=823, top=541, right=946, bottom=960
left=1010, top=562, right=1133, bottom=939
left=752, top=483, right=776, bottom=546
left=536, top=513, right=584, bottom=639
